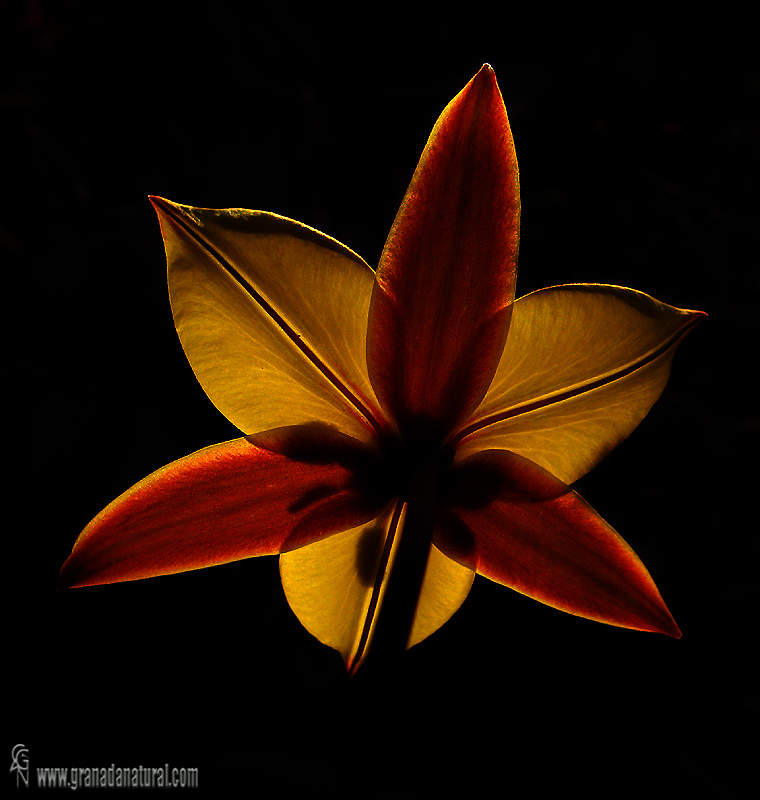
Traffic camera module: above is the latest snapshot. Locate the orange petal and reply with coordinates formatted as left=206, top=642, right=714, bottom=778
left=366, top=65, right=520, bottom=443
left=436, top=450, right=681, bottom=637
left=60, top=432, right=387, bottom=589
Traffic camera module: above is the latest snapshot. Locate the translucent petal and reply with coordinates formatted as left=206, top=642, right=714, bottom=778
left=437, top=450, right=681, bottom=637
left=366, top=65, right=519, bottom=442
left=455, top=285, right=705, bottom=483
left=408, top=544, right=475, bottom=648
left=152, top=198, right=386, bottom=441
left=280, top=506, right=401, bottom=674
left=60, top=437, right=383, bottom=589
left=280, top=503, right=474, bottom=673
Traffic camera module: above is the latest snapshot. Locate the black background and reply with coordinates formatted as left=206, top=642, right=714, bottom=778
left=5, top=2, right=756, bottom=797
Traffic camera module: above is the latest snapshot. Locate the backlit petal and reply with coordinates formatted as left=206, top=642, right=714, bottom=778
left=366, top=65, right=520, bottom=443
left=437, top=450, right=681, bottom=637
left=281, top=503, right=404, bottom=674
left=152, top=198, right=386, bottom=441
left=60, top=435, right=385, bottom=589
left=281, top=502, right=474, bottom=673
left=408, top=544, right=475, bottom=648
left=456, top=285, right=705, bottom=483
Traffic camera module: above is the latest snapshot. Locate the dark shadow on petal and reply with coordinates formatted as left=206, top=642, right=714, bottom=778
left=434, top=513, right=477, bottom=569
left=440, top=457, right=504, bottom=509
left=356, top=522, right=386, bottom=587
left=248, top=422, right=373, bottom=463
left=443, top=450, right=568, bottom=509
left=249, top=423, right=398, bottom=550
left=286, top=484, right=342, bottom=514
left=248, top=423, right=395, bottom=497
left=435, top=449, right=571, bottom=569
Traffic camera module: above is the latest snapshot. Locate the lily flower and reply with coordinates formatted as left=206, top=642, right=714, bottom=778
left=59, top=65, right=704, bottom=673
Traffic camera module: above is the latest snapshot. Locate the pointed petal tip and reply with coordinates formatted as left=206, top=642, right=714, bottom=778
left=149, top=196, right=190, bottom=220
left=148, top=195, right=180, bottom=238
left=679, top=307, right=707, bottom=339
left=58, top=552, right=100, bottom=591
left=472, top=63, right=499, bottom=92
left=644, top=606, right=681, bottom=639
left=676, top=304, right=707, bottom=323
left=56, top=567, right=70, bottom=592
left=148, top=195, right=168, bottom=219
left=664, top=617, right=682, bottom=639
left=148, top=195, right=173, bottom=214
left=57, top=557, right=82, bottom=591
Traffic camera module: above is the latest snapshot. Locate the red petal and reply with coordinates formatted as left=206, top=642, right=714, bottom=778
left=367, top=65, right=520, bottom=443
left=436, top=450, right=681, bottom=637
left=60, top=430, right=388, bottom=588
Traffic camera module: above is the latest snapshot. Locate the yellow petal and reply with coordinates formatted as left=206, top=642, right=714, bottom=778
left=456, top=285, right=705, bottom=483
left=408, top=544, right=474, bottom=648
left=152, top=198, right=385, bottom=441
left=280, top=503, right=473, bottom=673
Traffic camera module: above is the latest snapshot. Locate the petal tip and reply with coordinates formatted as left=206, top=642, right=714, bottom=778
left=472, top=63, right=499, bottom=92
left=148, top=195, right=173, bottom=214
left=648, top=605, right=681, bottom=639
left=58, top=549, right=97, bottom=590
left=57, top=557, right=79, bottom=590
left=665, top=619, right=683, bottom=639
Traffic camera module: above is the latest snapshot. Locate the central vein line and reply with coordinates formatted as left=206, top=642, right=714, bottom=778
left=352, top=457, right=439, bottom=675
left=349, top=498, right=406, bottom=675
left=453, top=314, right=703, bottom=444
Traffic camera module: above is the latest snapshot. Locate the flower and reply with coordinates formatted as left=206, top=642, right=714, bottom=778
left=59, top=65, right=704, bottom=673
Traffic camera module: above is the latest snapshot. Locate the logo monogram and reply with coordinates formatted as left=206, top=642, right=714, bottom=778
left=10, top=744, right=29, bottom=788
